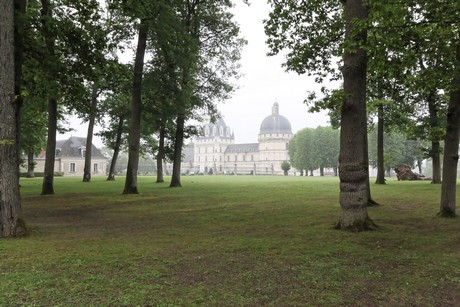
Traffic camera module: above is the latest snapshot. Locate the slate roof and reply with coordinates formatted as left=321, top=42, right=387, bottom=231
left=54, top=136, right=105, bottom=158
left=225, top=143, right=259, bottom=154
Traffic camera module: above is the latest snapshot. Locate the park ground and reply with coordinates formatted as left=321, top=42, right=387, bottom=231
left=1, top=176, right=459, bottom=306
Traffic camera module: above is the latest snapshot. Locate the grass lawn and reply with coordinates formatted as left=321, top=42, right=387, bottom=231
left=1, top=175, right=459, bottom=306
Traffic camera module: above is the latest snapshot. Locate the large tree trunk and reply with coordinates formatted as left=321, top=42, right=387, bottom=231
left=439, top=44, right=460, bottom=218
left=427, top=91, right=442, bottom=183
left=107, top=116, right=124, bottom=181
left=375, top=103, right=385, bottom=184
left=14, top=0, right=26, bottom=178
left=156, top=125, right=165, bottom=183
left=26, top=152, right=35, bottom=178
left=83, top=86, right=98, bottom=182
left=0, top=0, right=26, bottom=237
left=336, top=0, right=375, bottom=231
left=170, top=116, right=185, bottom=187
left=319, top=166, right=324, bottom=176
left=41, top=97, right=57, bottom=195
left=123, top=20, right=149, bottom=194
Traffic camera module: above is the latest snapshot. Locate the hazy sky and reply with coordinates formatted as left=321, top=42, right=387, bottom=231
left=221, top=1, right=330, bottom=144
left=60, top=1, right=331, bottom=147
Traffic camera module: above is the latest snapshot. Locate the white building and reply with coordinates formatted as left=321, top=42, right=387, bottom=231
left=34, top=136, right=108, bottom=176
left=184, top=102, right=293, bottom=175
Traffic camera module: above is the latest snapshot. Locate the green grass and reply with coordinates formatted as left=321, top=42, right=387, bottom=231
left=1, top=175, right=459, bottom=306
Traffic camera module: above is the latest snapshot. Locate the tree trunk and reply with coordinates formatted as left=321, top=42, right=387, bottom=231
left=417, top=159, right=422, bottom=174
left=83, top=86, right=98, bottom=182
left=26, top=152, right=35, bottom=178
left=375, top=103, right=386, bottom=184
left=170, top=115, right=185, bottom=187
left=385, top=167, right=391, bottom=177
left=14, top=0, right=26, bottom=181
left=156, top=125, right=165, bottom=183
left=106, top=116, right=124, bottom=181
left=319, top=166, right=324, bottom=176
left=336, top=0, right=375, bottom=231
left=0, top=0, right=26, bottom=237
left=123, top=19, right=149, bottom=194
left=427, top=91, right=442, bottom=183
left=41, top=97, right=57, bottom=195
left=333, top=166, right=338, bottom=176
left=40, top=0, right=57, bottom=195
left=309, top=169, right=313, bottom=176
left=439, top=44, right=460, bottom=218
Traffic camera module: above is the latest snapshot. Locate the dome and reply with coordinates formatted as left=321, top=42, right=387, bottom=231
left=259, top=102, right=292, bottom=134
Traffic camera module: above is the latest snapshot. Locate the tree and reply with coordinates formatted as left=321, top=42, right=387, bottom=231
left=0, top=0, right=27, bottom=237
left=439, top=43, right=460, bottom=217
left=123, top=19, right=149, bottom=194
left=368, top=130, right=407, bottom=176
left=97, top=62, right=132, bottom=181
left=19, top=97, right=47, bottom=178
left=40, top=0, right=59, bottom=195
left=162, top=0, right=244, bottom=188
left=335, top=0, right=375, bottom=230
left=288, top=128, right=316, bottom=176
left=271, top=0, right=376, bottom=222
left=281, top=161, right=291, bottom=176
left=311, top=126, right=340, bottom=176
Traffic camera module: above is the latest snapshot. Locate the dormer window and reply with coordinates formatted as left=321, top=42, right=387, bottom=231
left=79, top=146, right=86, bottom=158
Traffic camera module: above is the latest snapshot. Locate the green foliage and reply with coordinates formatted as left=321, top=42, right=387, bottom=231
left=280, top=160, right=291, bottom=174
left=19, top=172, right=64, bottom=177
left=289, top=126, right=339, bottom=173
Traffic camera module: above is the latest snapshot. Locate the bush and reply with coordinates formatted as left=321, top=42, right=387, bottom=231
left=20, top=172, right=64, bottom=178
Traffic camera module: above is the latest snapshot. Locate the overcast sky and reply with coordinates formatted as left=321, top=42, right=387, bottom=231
left=221, top=1, right=330, bottom=144
left=60, top=1, right=331, bottom=147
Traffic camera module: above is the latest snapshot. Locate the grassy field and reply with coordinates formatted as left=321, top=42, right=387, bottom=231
left=1, top=175, right=459, bottom=306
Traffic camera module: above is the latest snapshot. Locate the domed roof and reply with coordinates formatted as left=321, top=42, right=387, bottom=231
left=259, top=102, right=292, bottom=134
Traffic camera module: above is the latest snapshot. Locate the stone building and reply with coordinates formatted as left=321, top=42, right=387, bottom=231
left=34, top=136, right=108, bottom=176
left=185, top=102, right=293, bottom=175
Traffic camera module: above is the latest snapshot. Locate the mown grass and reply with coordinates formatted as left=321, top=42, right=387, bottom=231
left=1, top=175, right=459, bottom=306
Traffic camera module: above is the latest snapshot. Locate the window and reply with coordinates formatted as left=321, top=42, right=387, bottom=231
left=70, top=162, right=76, bottom=173
left=93, top=163, right=98, bottom=173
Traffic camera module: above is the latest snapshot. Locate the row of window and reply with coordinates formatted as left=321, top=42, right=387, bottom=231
left=198, top=147, right=223, bottom=154
left=69, top=162, right=99, bottom=173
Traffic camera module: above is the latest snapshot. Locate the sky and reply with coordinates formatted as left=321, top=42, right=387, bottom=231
left=60, top=1, right=331, bottom=147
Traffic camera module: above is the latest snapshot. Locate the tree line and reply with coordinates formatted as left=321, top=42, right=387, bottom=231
left=289, top=126, right=429, bottom=179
